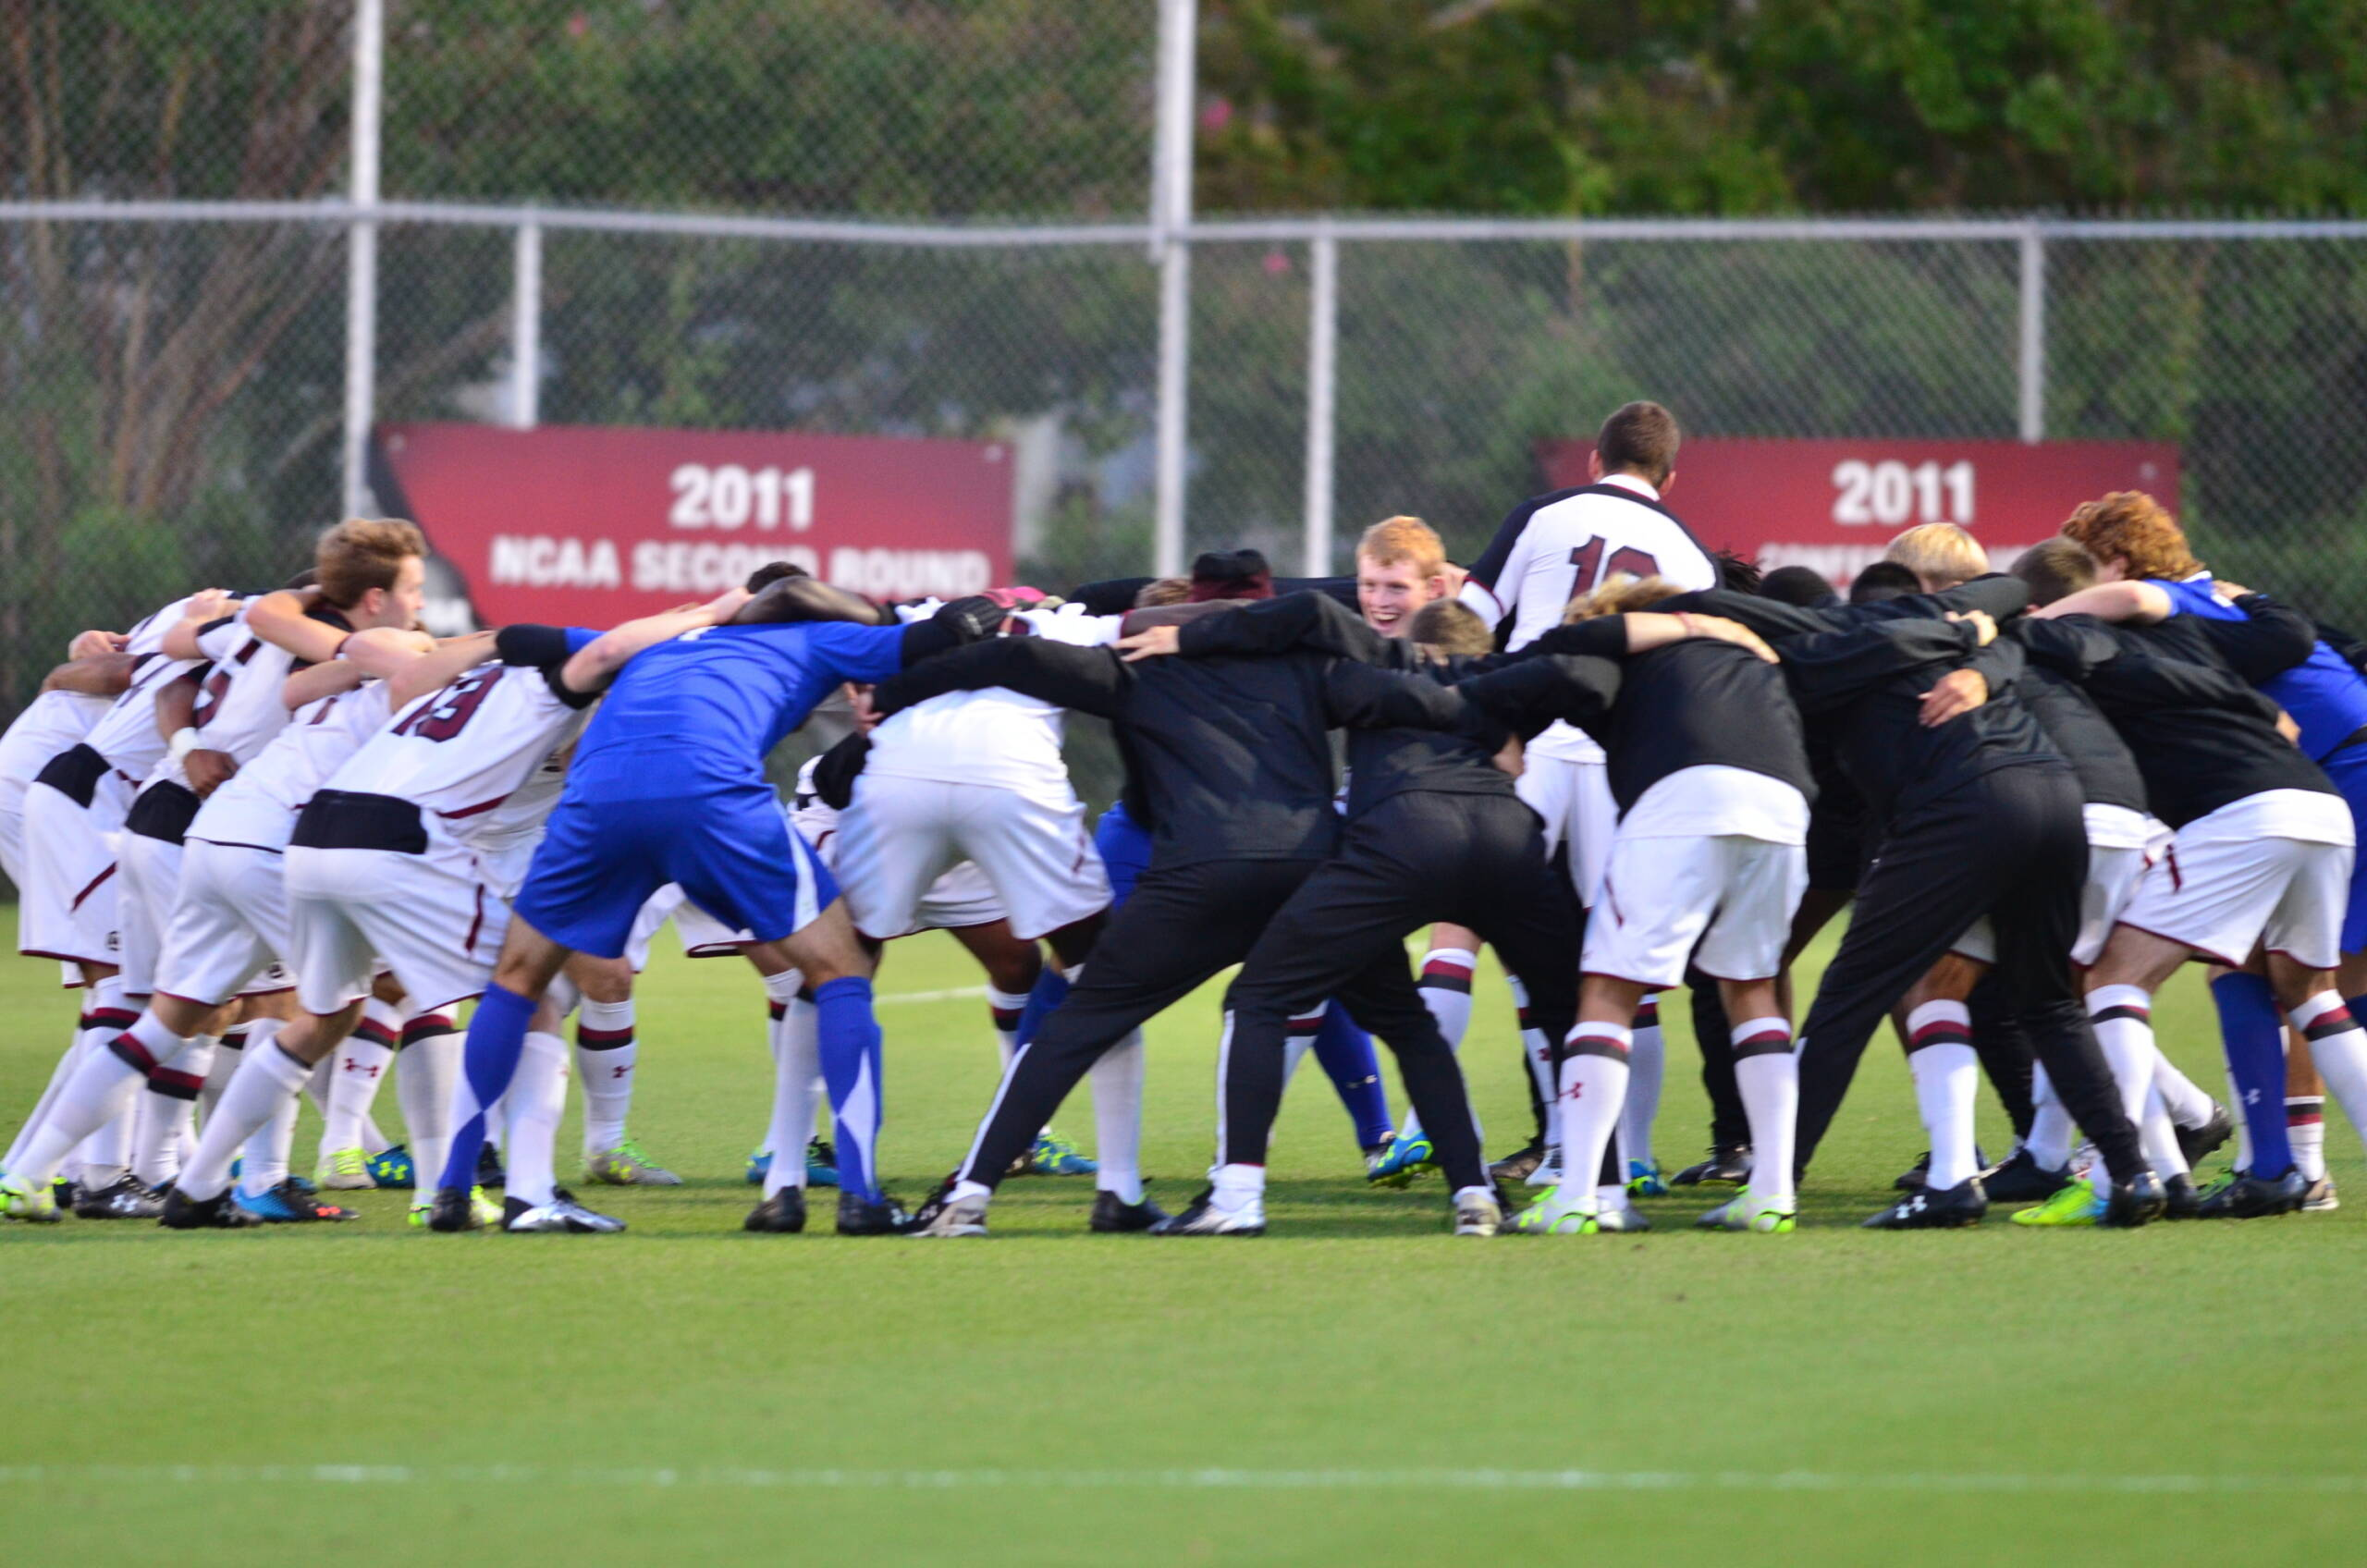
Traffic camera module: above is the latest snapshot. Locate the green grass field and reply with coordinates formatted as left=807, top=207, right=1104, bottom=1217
left=3, top=907, right=2363, bottom=1565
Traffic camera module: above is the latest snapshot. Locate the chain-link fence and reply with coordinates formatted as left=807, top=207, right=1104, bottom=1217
left=10, top=2, right=2367, bottom=732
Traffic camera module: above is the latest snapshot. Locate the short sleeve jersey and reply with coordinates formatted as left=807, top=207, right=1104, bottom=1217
left=190, top=681, right=393, bottom=852
left=564, top=619, right=910, bottom=801
left=865, top=603, right=1121, bottom=794
left=80, top=594, right=208, bottom=778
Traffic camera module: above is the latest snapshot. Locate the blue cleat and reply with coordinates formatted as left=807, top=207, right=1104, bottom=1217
left=1626, top=1158, right=1668, bottom=1197
left=234, top=1180, right=358, bottom=1223
left=1020, top=1131, right=1098, bottom=1177
left=805, top=1138, right=840, bottom=1189
left=1366, top=1129, right=1437, bottom=1188
left=365, top=1145, right=416, bottom=1190
left=744, top=1147, right=771, bottom=1186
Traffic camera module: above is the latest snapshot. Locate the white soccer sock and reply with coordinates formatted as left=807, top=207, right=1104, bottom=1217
left=397, top=1029, right=462, bottom=1194
left=986, top=986, right=1028, bottom=1070
left=2290, top=992, right=2367, bottom=1158
left=1088, top=1029, right=1146, bottom=1205
left=6, top=1021, right=90, bottom=1172
left=2025, top=1064, right=2076, bottom=1170
left=1282, top=1006, right=1324, bottom=1088
left=9, top=1012, right=188, bottom=1189
left=2152, top=1055, right=2214, bottom=1129
left=572, top=997, right=638, bottom=1156
left=1620, top=998, right=1664, bottom=1170
left=322, top=1004, right=399, bottom=1158
left=201, top=1025, right=247, bottom=1121
left=1730, top=1016, right=1797, bottom=1201
left=2140, top=1089, right=2189, bottom=1179
left=129, top=1034, right=211, bottom=1187
left=762, top=995, right=820, bottom=1199
left=239, top=1078, right=300, bottom=1197
left=1210, top=1161, right=1265, bottom=1210
left=2226, top=1060, right=2256, bottom=1172
left=2087, top=984, right=2160, bottom=1126
left=1905, top=1000, right=1981, bottom=1191
left=504, top=1031, right=570, bottom=1208
left=1558, top=1023, right=1631, bottom=1206
left=2288, top=1096, right=2328, bottom=1181
left=1409, top=948, right=1478, bottom=1137
left=181, top=1038, right=311, bottom=1203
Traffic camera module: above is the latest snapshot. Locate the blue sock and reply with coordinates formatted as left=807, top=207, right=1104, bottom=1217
left=1310, top=1008, right=1393, bottom=1149
left=2210, top=972, right=2292, bottom=1174
left=440, top=982, right=534, bottom=1193
left=1014, top=964, right=1071, bottom=1050
left=816, top=975, right=884, bottom=1204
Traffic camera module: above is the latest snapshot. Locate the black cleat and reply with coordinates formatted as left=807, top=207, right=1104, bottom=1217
left=2192, top=1166, right=2308, bottom=1219
left=51, top=1177, right=86, bottom=1213
left=743, top=1188, right=808, bottom=1233
left=425, top=1185, right=484, bottom=1232
left=2100, top=1170, right=2167, bottom=1228
left=1088, top=1190, right=1170, bottom=1233
left=475, top=1142, right=506, bottom=1189
left=2160, top=1172, right=2203, bottom=1220
left=1671, top=1144, right=1751, bottom=1187
left=1149, top=1187, right=1266, bottom=1236
left=1861, top=1176, right=1988, bottom=1229
left=1893, top=1150, right=1932, bottom=1192
left=157, top=1186, right=256, bottom=1230
left=1488, top=1138, right=1546, bottom=1184
left=74, top=1174, right=165, bottom=1219
left=1981, top=1147, right=2072, bottom=1204
left=2175, top=1104, right=2236, bottom=1169
left=836, top=1189, right=910, bottom=1236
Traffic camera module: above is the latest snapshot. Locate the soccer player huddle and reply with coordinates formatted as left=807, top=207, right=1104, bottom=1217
left=3, top=398, right=2360, bottom=1239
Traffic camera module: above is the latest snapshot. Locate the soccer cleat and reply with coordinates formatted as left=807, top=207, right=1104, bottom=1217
left=1453, top=1191, right=1503, bottom=1237
left=1089, top=1190, right=1170, bottom=1232
left=1864, top=1176, right=1988, bottom=1229
left=1670, top=1144, right=1751, bottom=1187
left=2161, top=1172, right=2203, bottom=1220
left=904, top=1183, right=990, bottom=1238
left=316, top=1147, right=374, bottom=1191
left=157, top=1186, right=256, bottom=1229
left=1694, top=1192, right=1797, bottom=1232
left=2011, top=1176, right=2104, bottom=1227
left=805, top=1138, right=840, bottom=1188
left=235, top=1180, right=358, bottom=1223
left=1527, top=1144, right=1564, bottom=1187
left=74, top=1174, right=166, bottom=1220
left=1016, top=1130, right=1098, bottom=1177
left=1893, top=1150, right=1932, bottom=1192
left=502, top=1188, right=625, bottom=1233
left=743, top=1189, right=807, bottom=1233
left=743, top=1147, right=771, bottom=1186
left=2192, top=1165, right=2308, bottom=1219
left=1625, top=1159, right=1668, bottom=1197
left=1366, top=1129, right=1438, bottom=1188
left=1487, top=1138, right=1545, bottom=1184
left=1981, top=1147, right=2072, bottom=1204
left=1150, top=1189, right=1266, bottom=1236
left=584, top=1139, right=682, bottom=1186
left=475, top=1142, right=506, bottom=1189
left=836, top=1190, right=910, bottom=1236
left=51, top=1177, right=85, bottom=1212
left=365, top=1145, right=415, bottom=1189
left=2098, top=1170, right=2166, bottom=1227
left=1508, top=1186, right=1600, bottom=1235
left=1360, top=1134, right=1396, bottom=1178
left=2175, top=1104, right=2236, bottom=1169
left=417, top=1184, right=495, bottom=1232
left=0, top=1172, right=61, bottom=1223
left=2302, top=1173, right=2339, bottom=1212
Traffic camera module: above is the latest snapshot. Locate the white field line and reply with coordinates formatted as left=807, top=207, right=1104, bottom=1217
left=0, top=1464, right=2360, bottom=1496
left=874, top=986, right=989, bottom=1006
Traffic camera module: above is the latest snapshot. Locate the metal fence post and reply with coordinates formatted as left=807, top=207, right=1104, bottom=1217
left=341, top=0, right=384, bottom=518
left=1302, top=228, right=1338, bottom=577
left=1150, top=0, right=1197, bottom=577
left=2018, top=222, right=2046, bottom=443
left=510, top=218, right=543, bottom=429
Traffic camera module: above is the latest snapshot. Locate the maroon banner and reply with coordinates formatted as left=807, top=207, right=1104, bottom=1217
left=1537, top=437, right=2179, bottom=589
left=376, top=423, right=1012, bottom=626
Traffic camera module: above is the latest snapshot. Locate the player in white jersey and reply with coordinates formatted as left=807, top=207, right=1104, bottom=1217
left=1434, top=401, right=1719, bottom=1195
left=152, top=596, right=738, bottom=1232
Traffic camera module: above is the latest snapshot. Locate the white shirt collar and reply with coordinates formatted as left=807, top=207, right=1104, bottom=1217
left=1598, top=472, right=1661, bottom=501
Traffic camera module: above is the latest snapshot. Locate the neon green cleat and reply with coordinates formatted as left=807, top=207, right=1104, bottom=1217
left=0, top=1171, right=61, bottom=1223
left=585, top=1139, right=682, bottom=1186
left=1695, top=1192, right=1797, bottom=1232
left=315, top=1147, right=374, bottom=1191
left=409, top=1185, right=500, bottom=1230
left=1508, top=1184, right=1603, bottom=1235
left=2011, top=1176, right=2104, bottom=1226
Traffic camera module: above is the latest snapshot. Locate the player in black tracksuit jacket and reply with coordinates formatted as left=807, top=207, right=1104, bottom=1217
left=1662, top=579, right=2162, bottom=1228
left=867, top=626, right=1512, bottom=1236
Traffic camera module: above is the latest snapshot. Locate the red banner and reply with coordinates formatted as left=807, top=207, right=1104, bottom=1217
left=375, top=423, right=1013, bottom=627
left=1537, top=437, right=2179, bottom=589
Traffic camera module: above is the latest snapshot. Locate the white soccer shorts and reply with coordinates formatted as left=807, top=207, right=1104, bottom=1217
left=3, top=796, right=85, bottom=987
left=831, top=775, right=1100, bottom=942
left=1585, top=832, right=1808, bottom=990
left=1515, top=753, right=1620, bottom=908
left=2116, top=826, right=2352, bottom=972
left=17, top=778, right=128, bottom=968
left=285, top=845, right=505, bottom=1014
left=112, top=828, right=182, bottom=998
left=1950, top=841, right=2159, bottom=971
left=623, top=883, right=754, bottom=971
left=153, top=839, right=298, bottom=1007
